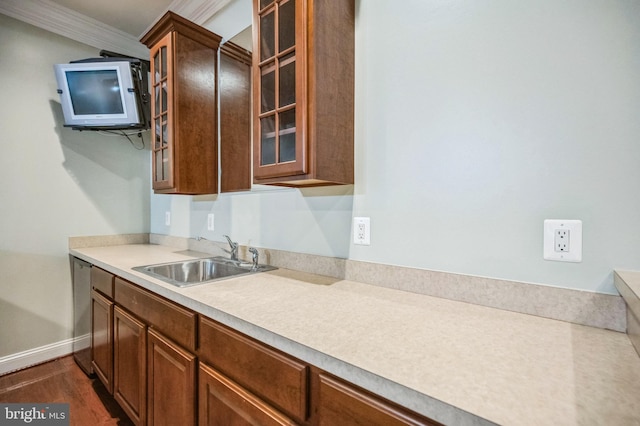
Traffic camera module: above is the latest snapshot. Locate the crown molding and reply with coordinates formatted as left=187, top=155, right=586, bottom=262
left=0, top=0, right=236, bottom=58
left=169, top=0, right=233, bottom=26
left=0, top=0, right=149, bottom=59
left=140, top=0, right=233, bottom=38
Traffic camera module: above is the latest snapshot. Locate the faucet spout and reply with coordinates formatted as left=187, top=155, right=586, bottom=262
left=248, top=247, right=259, bottom=271
left=223, top=235, right=238, bottom=261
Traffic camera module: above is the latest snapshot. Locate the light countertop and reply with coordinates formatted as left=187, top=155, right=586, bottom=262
left=70, top=243, right=640, bottom=426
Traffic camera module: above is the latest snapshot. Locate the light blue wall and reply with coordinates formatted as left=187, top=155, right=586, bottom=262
left=0, top=14, right=150, bottom=357
left=152, top=0, right=640, bottom=295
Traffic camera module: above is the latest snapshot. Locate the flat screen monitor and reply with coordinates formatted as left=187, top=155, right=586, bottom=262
left=54, top=60, right=149, bottom=130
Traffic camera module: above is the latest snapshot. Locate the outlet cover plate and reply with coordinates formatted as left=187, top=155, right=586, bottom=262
left=353, top=217, right=371, bottom=245
left=543, top=219, right=582, bottom=262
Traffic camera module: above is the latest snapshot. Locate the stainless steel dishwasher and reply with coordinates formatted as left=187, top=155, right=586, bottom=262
left=71, top=256, right=92, bottom=375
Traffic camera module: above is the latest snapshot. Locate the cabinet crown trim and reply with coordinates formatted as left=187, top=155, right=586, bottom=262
left=140, top=11, right=222, bottom=48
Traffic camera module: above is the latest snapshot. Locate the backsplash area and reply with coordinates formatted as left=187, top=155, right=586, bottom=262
left=71, top=234, right=627, bottom=332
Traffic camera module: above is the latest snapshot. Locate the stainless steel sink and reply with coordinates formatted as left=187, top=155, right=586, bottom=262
left=133, top=256, right=276, bottom=287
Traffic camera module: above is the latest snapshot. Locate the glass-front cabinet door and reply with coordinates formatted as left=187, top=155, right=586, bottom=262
left=150, top=32, right=173, bottom=190
left=254, top=0, right=306, bottom=180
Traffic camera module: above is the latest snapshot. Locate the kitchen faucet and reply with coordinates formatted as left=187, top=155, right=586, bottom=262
left=248, top=247, right=259, bottom=271
left=223, top=235, right=238, bottom=261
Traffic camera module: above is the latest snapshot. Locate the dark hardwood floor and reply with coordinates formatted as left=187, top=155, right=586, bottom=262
left=0, top=356, right=133, bottom=426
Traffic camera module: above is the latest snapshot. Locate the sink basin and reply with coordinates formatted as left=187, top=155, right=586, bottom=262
left=133, top=256, right=275, bottom=287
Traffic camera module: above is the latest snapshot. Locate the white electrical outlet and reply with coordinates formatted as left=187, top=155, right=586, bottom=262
left=207, top=213, right=215, bottom=231
left=554, top=229, right=569, bottom=252
left=543, top=219, right=582, bottom=262
left=165, top=211, right=171, bottom=226
left=353, top=217, right=371, bottom=245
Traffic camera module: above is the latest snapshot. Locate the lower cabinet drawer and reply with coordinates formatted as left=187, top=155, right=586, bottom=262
left=114, top=277, right=197, bottom=352
left=318, top=374, right=441, bottom=426
left=199, top=363, right=295, bottom=426
left=198, top=316, right=308, bottom=422
left=91, top=266, right=114, bottom=298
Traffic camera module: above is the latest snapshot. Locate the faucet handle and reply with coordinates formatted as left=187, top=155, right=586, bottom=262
left=223, top=235, right=238, bottom=261
left=223, top=234, right=237, bottom=248
left=248, top=247, right=259, bottom=271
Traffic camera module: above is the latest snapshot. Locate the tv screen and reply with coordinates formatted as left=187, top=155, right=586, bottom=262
left=54, top=59, right=149, bottom=130
left=66, top=69, right=124, bottom=115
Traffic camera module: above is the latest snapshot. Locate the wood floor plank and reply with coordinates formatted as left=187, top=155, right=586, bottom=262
left=0, top=356, right=133, bottom=426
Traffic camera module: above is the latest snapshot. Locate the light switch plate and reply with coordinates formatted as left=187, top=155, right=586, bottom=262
left=543, top=219, right=582, bottom=262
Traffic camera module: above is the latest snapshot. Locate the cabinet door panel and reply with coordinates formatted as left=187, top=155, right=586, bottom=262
left=114, top=307, right=147, bottom=426
left=252, top=0, right=355, bottom=186
left=149, top=32, right=174, bottom=191
left=147, top=328, right=196, bottom=426
left=253, top=0, right=306, bottom=181
left=91, top=290, right=113, bottom=394
left=198, top=363, right=294, bottom=426
left=318, top=374, right=440, bottom=426
left=199, top=317, right=308, bottom=422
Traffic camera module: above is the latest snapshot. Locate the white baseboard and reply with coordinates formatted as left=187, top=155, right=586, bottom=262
left=0, top=334, right=90, bottom=376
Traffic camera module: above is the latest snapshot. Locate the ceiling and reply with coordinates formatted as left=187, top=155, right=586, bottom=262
left=0, top=0, right=252, bottom=58
left=47, top=0, right=175, bottom=38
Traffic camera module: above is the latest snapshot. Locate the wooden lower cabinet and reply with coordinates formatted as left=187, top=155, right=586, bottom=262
left=198, top=317, right=308, bottom=423
left=91, top=289, right=113, bottom=394
left=198, top=362, right=294, bottom=426
left=90, top=270, right=439, bottom=426
left=317, top=374, right=441, bottom=426
left=114, top=306, right=147, bottom=426
left=148, top=328, right=197, bottom=426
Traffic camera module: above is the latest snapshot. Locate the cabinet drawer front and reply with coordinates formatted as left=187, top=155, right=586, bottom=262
left=318, top=374, right=440, bottom=426
left=114, top=277, right=197, bottom=352
left=199, top=317, right=308, bottom=422
left=91, top=267, right=114, bottom=298
left=199, top=363, right=294, bottom=426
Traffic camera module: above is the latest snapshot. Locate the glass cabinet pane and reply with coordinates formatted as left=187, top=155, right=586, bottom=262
left=260, top=116, right=276, bottom=165
left=154, top=85, right=160, bottom=118
left=279, top=109, right=296, bottom=163
left=161, top=82, right=168, bottom=113
left=162, top=121, right=168, bottom=147
left=279, top=0, right=295, bottom=52
left=261, top=67, right=275, bottom=113
left=162, top=149, right=169, bottom=180
left=155, top=128, right=161, bottom=149
left=279, top=56, right=296, bottom=107
left=160, top=47, right=167, bottom=79
left=260, top=11, right=275, bottom=61
left=155, top=151, right=162, bottom=180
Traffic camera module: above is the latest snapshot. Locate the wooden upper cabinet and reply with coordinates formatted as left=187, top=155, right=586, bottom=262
left=140, top=12, right=221, bottom=195
left=220, top=41, right=253, bottom=193
left=253, top=0, right=355, bottom=187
